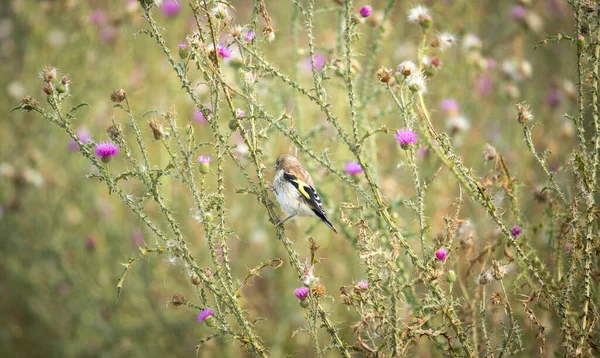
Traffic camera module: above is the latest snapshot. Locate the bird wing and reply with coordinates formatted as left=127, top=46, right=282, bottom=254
left=283, top=171, right=337, bottom=232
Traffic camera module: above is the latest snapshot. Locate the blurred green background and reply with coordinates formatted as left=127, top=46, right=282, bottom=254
left=1, top=0, right=579, bottom=356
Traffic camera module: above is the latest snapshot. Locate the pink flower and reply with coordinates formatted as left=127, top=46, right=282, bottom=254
left=197, top=308, right=214, bottom=323
left=510, top=225, right=522, bottom=238
left=194, top=108, right=210, bottom=124
left=132, top=231, right=145, bottom=246
left=357, top=280, right=368, bottom=290
left=69, top=129, right=92, bottom=151
left=245, top=31, right=256, bottom=42
left=359, top=5, right=372, bottom=18
left=545, top=88, right=562, bottom=108
left=95, top=141, right=119, bottom=163
left=395, top=129, right=417, bottom=149
left=294, top=287, right=309, bottom=300
left=435, top=247, right=448, bottom=261
left=161, top=0, right=180, bottom=17
left=89, top=10, right=107, bottom=25
left=474, top=74, right=493, bottom=97
left=345, top=161, right=363, bottom=175
left=303, top=53, right=326, bottom=72
left=440, top=99, right=459, bottom=113
left=217, top=45, right=232, bottom=59
left=511, top=6, right=526, bottom=21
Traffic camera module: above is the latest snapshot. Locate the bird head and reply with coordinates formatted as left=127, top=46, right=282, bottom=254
left=275, top=154, right=300, bottom=171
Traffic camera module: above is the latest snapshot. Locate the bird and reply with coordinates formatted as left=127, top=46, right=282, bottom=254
left=273, top=154, right=337, bottom=233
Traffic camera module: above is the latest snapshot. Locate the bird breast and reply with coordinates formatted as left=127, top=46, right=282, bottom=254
left=274, top=171, right=316, bottom=217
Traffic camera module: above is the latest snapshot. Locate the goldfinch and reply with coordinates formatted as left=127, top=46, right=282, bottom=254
left=273, top=154, right=337, bottom=233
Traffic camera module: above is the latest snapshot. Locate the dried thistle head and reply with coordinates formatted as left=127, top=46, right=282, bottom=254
left=20, top=96, right=39, bottom=111
left=312, top=283, right=326, bottom=298
left=106, top=123, right=123, bottom=142
left=148, top=118, right=165, bottom=140
left=39, top=65, right=57, bottom=83
left=110, top=88, right=126, bottom=103
left=483, top=144, right=497, bottom=161
left=169, top=294, right=186, bottom=308
left=263, top=26, right=275, bottom=42
left=491, top=292, right=504, bottom=306
left=376, top=67, right=393, bottom=84
left=516, top=102, right=533, bottom=124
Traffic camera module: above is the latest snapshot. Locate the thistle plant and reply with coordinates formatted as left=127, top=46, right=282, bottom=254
left=7, top=0, right=600, bottom=356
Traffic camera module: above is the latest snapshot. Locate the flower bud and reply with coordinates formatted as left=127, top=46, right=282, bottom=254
left=190, top=272, right=202, bottom=286
left=56, top=83, right=67, bottom=94
left=445, top=270, right=457, bottom=283
left=43, top=83, right=53, bottom=95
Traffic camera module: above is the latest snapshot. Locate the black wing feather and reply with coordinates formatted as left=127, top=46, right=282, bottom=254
left=283, top=172, right=337, bottom=233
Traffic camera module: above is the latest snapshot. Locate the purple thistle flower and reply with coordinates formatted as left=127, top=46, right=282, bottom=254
left=161, top=0, right=180, bottom=17
left=545, top=88, right=562, bottom=108
left=294, top=287, right=309, bottom=300
left=359, top=5, right=372, bottom=18
left=474, top=74, right=493, bottom=97
left=198, top=155, right=212, bottom=164
left=235, top=108, right=245, bottom=118
left=345, top=161, right=363, bottom=175
left=245, top=30, right=256, bottom=42
left=194, top=108, right=210, bottom=124
left=197, top=308, right=214, bottom=323
left=395, top=129, right=417, bottom=149
left=69, top=129, right=92, bottom=151
left=132, top=231, right=145, bottom=246
left=95, top=141, right=119, bottom=163
left=511, top=225, right=522, bottom=238
left=89, top=10, right=107, bottom=25
left=435, top=247, right=448, bottom=261
left=357, top=280, right=368, bottom=290
left=217, top=45, right=232, bottom=59
left=86, top=236, right=96, bottom=250
left=510, top=5, right=526, bottom=21
left=440, top=98, right=459, bottom=113
left=178, top=41, right=187, bottom=50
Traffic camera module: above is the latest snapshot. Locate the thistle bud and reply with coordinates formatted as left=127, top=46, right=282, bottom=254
left=198, top=155, right=211, bottom=174
left=43, top=83, right=53, bottom=95
left=445, top=270, right=457, bottom=283
left=56, top=83, right=67, bottom=94
left=190, top=273, right=202, bottom=286
left=178, top=42, right=189, bottom=59
left=577, top=35, right=585, bottom=48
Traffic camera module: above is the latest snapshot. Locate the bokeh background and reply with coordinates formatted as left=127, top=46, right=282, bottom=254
left=1, top=0, right=580, bottom=356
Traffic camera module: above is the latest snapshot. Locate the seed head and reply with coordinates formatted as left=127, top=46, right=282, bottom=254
left=312, top=283, right=326, bottom=298
left=407, top=5, right=432, bottom=28
left=190, top=272, right=202, bottom=286
left=432, top=32, right=455, bottom=51
left=170, top=294, right=186, bottom=308
left=516, top=103, right=533, bottom=124
left=406, top=72, right=427, bottom=94
left=263, top=26, right=275, bottom=42
left=110, top=88, right=126, bottom=103
left=40, top=65, right=58, bottom=83
left=396, top=61, right=418, bottom=77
